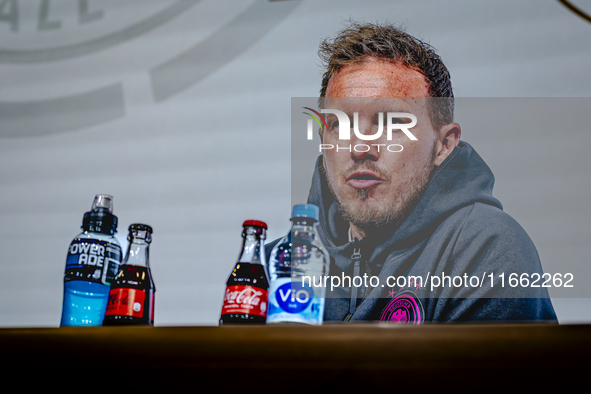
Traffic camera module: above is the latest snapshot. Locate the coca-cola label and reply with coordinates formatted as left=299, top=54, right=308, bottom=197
left=105, top=288, right=146, bottom=318
left=149, top=291, right=154, bottom=322
left=221, top=285, right=267, bottom=317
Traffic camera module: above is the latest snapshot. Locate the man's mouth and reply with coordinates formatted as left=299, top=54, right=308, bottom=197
left=345, top=171, right=384, bottom=189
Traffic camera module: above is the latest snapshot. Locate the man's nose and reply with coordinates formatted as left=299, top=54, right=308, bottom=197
left=350, top=117, right=383, bottom=162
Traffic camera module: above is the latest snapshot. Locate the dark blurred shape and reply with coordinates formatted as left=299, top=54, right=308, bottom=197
left=1, top=322, right=590, bottom=391
left=558, top=0, right=591, bottom=24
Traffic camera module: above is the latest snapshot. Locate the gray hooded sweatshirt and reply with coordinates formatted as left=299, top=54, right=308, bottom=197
left=268, top=141, right=556, bottom=324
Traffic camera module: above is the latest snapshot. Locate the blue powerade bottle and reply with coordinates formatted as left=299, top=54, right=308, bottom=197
left=267, top=204, right=329, bottom=325
left=60, top=195, right=122, bottom=326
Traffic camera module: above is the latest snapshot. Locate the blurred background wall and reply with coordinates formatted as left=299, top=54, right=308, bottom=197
left=0, top=0, right=590, bottom=327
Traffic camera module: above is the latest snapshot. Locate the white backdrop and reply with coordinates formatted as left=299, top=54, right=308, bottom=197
left=0, top=0, right=590, bottom=327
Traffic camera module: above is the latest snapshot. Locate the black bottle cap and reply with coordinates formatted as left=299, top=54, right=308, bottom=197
left=129, top=223, right=153, bottom=233
left=128, top=223, right=152, bottom=243
left=81, top=194, right=118, bottom=235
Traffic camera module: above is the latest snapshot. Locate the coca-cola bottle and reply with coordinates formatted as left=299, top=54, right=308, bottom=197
left=103, top=224, right=155, bottom=325
left=220, top=220, right=269, bottom=324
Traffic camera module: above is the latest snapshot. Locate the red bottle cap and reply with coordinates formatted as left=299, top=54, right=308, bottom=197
left=243, top=220, right=267, bottom=229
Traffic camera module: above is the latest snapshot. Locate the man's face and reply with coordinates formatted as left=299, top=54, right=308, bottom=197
left=321, top=58, right=439, bottom=231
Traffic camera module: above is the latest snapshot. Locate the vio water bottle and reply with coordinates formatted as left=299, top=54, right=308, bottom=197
left=60, top=194, right=122, bottom=326
left=267, top=204, right=329, bottom=325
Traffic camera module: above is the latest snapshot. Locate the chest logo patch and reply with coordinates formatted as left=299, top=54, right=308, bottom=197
left=380, top=291, right=424, bottom=324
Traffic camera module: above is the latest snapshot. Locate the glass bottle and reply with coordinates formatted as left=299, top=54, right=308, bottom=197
left=103, top=224, right=155, bottom=325
left=220, top=220, right=269, bottom=324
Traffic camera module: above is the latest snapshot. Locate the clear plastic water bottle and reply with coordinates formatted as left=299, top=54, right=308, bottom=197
left=267, top=204, right=329, bottom=325
left=60, top=195, right=122, bottom=326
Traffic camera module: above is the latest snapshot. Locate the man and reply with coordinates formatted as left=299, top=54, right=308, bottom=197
left=285, top=22, right=556, bottom=323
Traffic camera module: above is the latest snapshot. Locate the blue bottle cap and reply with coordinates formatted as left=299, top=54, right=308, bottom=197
left=292, top=204, right=319, bottom=220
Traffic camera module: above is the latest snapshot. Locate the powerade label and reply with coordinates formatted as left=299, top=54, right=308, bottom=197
left=105, top=288, right=147, bottom=318
left=64, top=238, right=122, bottom=285
left=267, top=278, right=324, bottom=325
left=221, top=285, right=267, bottom=317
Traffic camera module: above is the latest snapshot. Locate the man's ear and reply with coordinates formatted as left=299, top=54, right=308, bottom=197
left=318, top=127, right=324, bottom=144
left=434, top=123, right=461, bottom=166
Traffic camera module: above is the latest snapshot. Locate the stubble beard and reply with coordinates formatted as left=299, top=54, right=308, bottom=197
left=323, top=143, right=437, bottom=235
